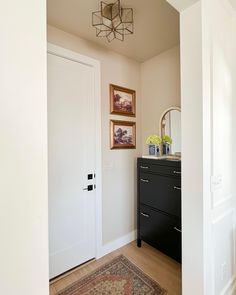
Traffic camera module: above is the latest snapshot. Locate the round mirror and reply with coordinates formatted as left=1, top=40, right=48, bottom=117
left=159, top=107, right=181, bottom=155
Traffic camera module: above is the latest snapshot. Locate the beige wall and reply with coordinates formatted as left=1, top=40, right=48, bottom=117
left=47, top=25, right=142, bottom=246
left=141, top=46, right=181, bottom=153
left=47, top=25, right=181, bottom=249
left=1, top=1, right=48, bottom=294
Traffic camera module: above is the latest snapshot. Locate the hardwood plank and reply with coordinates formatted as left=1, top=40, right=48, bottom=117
left=49, top=284, right=57, bottom=295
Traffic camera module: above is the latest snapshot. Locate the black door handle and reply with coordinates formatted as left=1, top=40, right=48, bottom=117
left=83, top=185, right=93, bottom=191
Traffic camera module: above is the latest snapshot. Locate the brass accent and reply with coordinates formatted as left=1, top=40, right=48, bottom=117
left=92, top=0, right=134, bottom=42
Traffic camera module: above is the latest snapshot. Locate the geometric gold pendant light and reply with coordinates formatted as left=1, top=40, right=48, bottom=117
left=92, top=0, right=134, bottom=42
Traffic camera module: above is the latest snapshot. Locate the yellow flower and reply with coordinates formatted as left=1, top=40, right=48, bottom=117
left=162, top=135, right=172, bottom=144
left=146, top=135, right=162, bottom=145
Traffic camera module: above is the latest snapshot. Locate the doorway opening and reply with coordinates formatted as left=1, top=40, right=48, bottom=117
left=47, top=0, right=181, bottom=293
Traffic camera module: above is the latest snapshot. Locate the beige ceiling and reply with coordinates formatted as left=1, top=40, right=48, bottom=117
left=47, top=0, right=180, bottom=62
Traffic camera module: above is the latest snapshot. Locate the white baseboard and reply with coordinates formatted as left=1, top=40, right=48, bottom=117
left=97, top=230, right=136, bottom=259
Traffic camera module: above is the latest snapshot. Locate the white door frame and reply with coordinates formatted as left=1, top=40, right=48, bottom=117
left=47, top=43, right=103, bottom=261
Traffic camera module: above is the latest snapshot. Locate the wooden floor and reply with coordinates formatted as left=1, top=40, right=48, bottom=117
left=50, top=241, right=182, bottom=295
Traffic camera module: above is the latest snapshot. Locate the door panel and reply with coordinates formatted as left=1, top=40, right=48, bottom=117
left=48, top=53, right=96, bottom=279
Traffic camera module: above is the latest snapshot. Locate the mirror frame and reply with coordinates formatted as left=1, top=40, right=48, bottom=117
left=159, top=106, right=181, bottom=138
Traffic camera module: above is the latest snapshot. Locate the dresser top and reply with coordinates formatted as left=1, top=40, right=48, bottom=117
left=138, top=157, right=181, bottom=168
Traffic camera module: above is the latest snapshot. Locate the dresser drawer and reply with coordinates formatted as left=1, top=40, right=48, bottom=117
left=140, top=173, right=181, bottom=218
left=138, top=161, right=181, bottom=177
left=139, top=205, right=181, bottom=262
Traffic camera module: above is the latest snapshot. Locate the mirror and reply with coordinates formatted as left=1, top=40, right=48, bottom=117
left=160, top=107, right=181, bottom=155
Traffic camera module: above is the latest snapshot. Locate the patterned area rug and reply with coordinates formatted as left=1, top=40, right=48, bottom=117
left=56, top=255, right=166, bottom=295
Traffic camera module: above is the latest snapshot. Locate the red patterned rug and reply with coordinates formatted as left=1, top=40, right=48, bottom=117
left=56, top=255, right=166, bottom=295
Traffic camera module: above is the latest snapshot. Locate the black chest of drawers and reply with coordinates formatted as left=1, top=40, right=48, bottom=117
left=137, top=157, right=182, bottom=263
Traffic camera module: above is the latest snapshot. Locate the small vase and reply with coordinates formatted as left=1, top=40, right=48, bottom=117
left=162, top=143, right=170, bottom=155
left=148, top=144, right=160, bottom=156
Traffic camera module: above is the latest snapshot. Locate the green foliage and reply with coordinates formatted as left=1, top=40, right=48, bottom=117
left=162, top=135, right=172, bottom=144
left=146, top=134, right=162, bottom=146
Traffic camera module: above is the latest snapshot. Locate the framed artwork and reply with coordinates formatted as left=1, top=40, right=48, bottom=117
left=110, top=120, right=136, bottom=149
left=110, top=84, right=136, bottom=117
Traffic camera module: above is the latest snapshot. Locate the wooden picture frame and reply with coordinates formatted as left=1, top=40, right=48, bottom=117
left=110, top=84, right=136, bottom=117
left=110, top=120, right=136, bottom=149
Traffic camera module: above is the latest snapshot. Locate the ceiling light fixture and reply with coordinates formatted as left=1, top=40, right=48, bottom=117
left=92, top=0, right=134, bottom=42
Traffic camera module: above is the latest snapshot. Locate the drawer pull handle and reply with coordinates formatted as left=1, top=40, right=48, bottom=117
left=174, top=227, right=182, bottom=233
left=140, top=165, right=149, bottom=169
left=173, top=171, right=181, bottom=175
left=141, top=212, right=150, bottom=218
left=174, top=186, right=181, bottom=191
left=141, top=178, right=149, bottom=183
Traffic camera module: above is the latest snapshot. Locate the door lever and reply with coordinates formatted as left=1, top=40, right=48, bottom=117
left=83, top=185, right=93, bottom=191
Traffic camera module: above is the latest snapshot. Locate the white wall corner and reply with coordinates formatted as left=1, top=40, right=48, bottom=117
left=166, top=0, right=199, bottom=12
left=97, top=231, right=137, bottom=259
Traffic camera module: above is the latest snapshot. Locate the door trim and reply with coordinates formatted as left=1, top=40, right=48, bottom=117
left=47, top=43, right=103, bottom=260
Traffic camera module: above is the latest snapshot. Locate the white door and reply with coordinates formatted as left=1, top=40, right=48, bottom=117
left=48, top=52, right=96, bottom=279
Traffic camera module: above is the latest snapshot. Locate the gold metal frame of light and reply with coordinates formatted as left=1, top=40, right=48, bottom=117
left=92, top=0, right=134, bottom=42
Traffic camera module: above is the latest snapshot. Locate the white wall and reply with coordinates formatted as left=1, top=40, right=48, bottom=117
left=0, top=1, right=48, bottom=295
left=47, top=25, right=142, bottom=248
left=202, top=0, right=236, bottom=294
left=180, top=0, right=236, bottom=294
left=180, top=3, right=204, bottom=294
left=141, top=46, right=181, bottom=153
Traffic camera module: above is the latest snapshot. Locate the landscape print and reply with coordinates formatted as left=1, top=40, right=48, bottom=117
left=110, top=84, right=136, bottom=116
left=114, top=124, right=133, bottom=145
left=113, top=90, right=132, bottom=113
left=110, top=120, right=136, bottom=149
